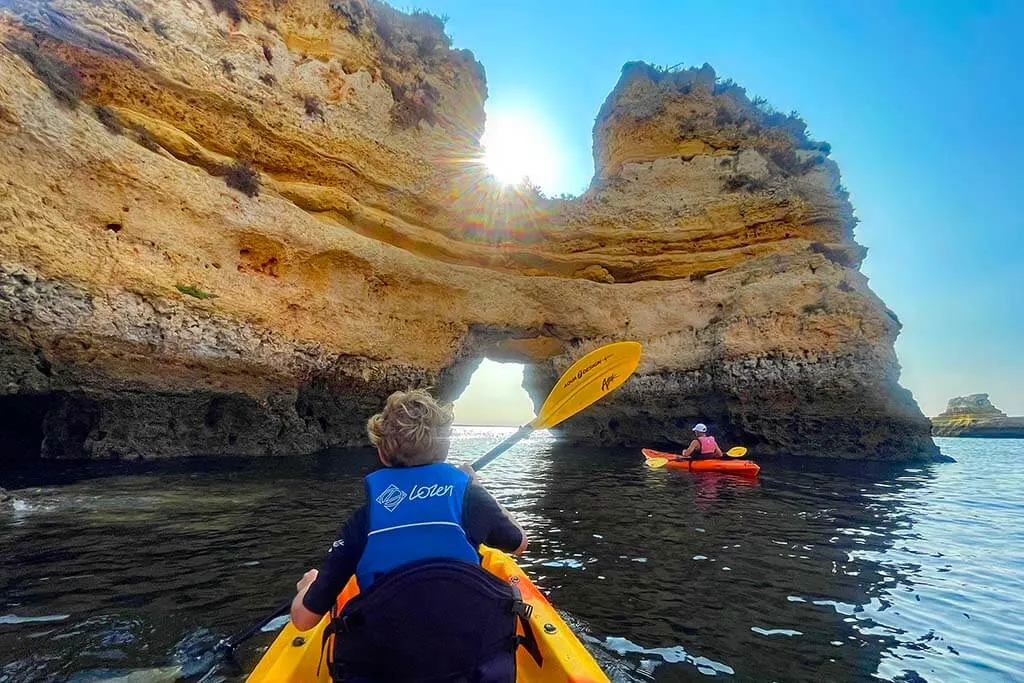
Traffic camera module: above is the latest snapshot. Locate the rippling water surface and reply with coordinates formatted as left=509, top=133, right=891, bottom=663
left=2, top=432, right=1022, bottom=682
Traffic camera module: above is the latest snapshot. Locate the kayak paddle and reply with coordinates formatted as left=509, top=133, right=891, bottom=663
left=471, top=340, right=643, bottom=470
left=204, top=340, right=642, bottom=674
left=646, top=446, right=749, bottom=468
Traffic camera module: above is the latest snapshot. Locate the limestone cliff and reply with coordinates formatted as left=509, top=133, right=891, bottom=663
left=0, top=0, right=937, bottom=461
left=932, top=395, right=1024, bottom=438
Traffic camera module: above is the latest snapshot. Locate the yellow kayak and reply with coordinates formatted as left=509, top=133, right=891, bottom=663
left=246, top=546, right=609, bottom=683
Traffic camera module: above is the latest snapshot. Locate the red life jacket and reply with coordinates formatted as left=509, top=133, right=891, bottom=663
left=697, top=435, right=718, bottom=454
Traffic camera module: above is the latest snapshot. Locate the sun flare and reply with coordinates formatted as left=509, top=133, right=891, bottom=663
left=481, top=109, right=561, bottom=191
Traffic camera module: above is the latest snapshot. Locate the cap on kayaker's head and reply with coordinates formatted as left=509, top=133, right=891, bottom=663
left=367, top=389, right=453, bottom=467
left=692, top=423, right=708, bottom=434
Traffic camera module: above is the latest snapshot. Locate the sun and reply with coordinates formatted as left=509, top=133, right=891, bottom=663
left=481, top=109, right=561, bottom=191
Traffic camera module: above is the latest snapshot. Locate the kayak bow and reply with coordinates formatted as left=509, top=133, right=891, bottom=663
left=246, top=546, right=608, bottom=683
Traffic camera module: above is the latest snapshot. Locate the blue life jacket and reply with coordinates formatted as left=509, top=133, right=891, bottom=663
left=325, top=463, right=541, bottom=682
left=355, top=462, right=480, bottom=590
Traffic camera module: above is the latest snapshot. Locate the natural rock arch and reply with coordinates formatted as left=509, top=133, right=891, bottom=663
left=0, top=0, right=936, bottom=461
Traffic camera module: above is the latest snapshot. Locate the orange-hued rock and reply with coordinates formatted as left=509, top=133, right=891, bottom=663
left=0, top=1, right=937, bottom=460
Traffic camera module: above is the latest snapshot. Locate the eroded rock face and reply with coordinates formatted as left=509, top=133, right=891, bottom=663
left=0, top=1, right=937, bottom=460
left=932, top=395, right=1024, bottom=438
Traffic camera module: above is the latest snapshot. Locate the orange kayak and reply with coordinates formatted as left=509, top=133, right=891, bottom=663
left=642, top=448, right=760, bottom=476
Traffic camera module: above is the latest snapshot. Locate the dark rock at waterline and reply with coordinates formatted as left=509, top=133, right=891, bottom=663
left=0, top=487, right=16, bottom=507
left=0, top=273, right=431, bottom=461
left=0, top=264, right=940, bottom=461
left=534, top=357, right=939, bottom=461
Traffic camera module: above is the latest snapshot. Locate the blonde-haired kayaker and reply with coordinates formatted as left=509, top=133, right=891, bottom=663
left=289, top=388, right=528, bottom=682
left=677, top=423, right=724, bottom=460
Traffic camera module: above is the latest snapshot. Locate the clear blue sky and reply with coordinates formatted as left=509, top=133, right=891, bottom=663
left=421, top=0, right=1024, bottom=418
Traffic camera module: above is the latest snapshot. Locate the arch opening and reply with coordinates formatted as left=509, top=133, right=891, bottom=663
left=452, top=359, right=535, bottom=427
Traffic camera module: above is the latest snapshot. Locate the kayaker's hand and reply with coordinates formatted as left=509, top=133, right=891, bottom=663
left=296, top=568, right=318, bottom=593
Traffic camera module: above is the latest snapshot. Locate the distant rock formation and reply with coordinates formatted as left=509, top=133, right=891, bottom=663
left=0, top=0, right=938, bottom=461
left=932, top=395, right=1024, bottom=438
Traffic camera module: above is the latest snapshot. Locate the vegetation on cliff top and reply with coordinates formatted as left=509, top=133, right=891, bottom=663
left=366, top=2, right=450, bottom=129
left=211, top=0, right=245, bottom=24
left=94, top=105, right=123, bottom=135
left=175, top=284, right=217, bottom=300
left=612, top=61, right=833, bottom=178
left=223, top=162, right=261, bottom=197
left=6, top=38, right=84, bottom=109
left=325, top=1, right=468, bottom=129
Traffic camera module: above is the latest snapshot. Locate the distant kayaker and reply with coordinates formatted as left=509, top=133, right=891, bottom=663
left=677, top=423, right=724, bottom=460
left=289, top=388, right=529, bottom=682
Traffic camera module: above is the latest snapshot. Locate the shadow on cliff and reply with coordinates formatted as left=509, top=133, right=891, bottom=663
left=0, top=394, right=54, bottom=465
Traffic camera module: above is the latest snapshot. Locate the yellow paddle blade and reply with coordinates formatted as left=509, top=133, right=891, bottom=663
left=646, top=457, right=669, bottom=469
left=530, top=341, right=642, bottom=430
left=726, top=446, right=748, bottom=458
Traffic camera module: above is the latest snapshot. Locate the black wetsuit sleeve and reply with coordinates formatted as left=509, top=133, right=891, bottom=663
left=461, top=483, right=524, bottom=553
left=302, top=505, right=368, bottom=615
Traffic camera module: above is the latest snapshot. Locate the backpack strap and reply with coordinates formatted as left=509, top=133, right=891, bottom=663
left=322, top=565, right=546, bottom=678
left=508, top=582, right=543, bottom=668
left=326, top=560, right=524, bottom=681
left=318, top=619, right=331, bottom=679
left=318, top=602, right=338, bottom=679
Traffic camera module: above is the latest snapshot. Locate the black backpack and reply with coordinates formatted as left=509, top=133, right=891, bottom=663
left=321, top=560, right=541, bottom=682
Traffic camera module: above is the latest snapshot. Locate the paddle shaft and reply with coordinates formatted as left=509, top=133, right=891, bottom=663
left=470, top=424, right=532, bottom=470
left=218, top=599, right=293, bottom=652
